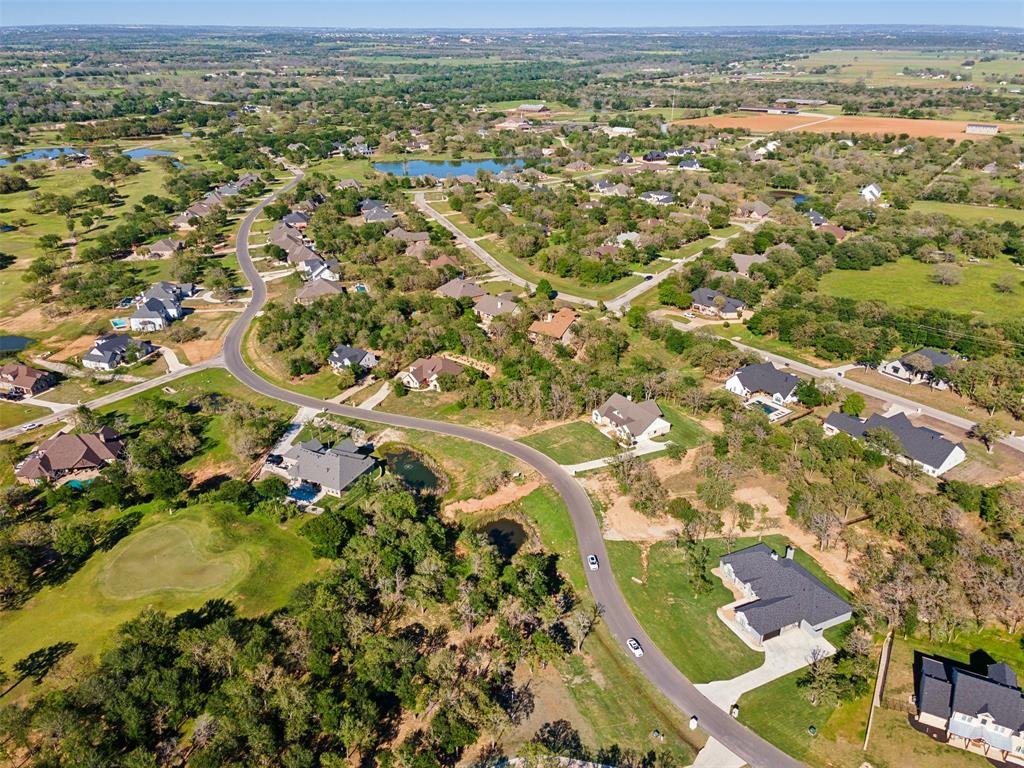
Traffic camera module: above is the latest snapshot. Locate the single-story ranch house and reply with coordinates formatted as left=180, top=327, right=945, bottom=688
left=283, top=438, right=377, bottom=498
left=16, top=427, right=124, bottom=485
left=878, top=347, right=956, bottom=390
left=592, top=393, right=671, bottom=445
left=400, top=356, right=464, bottom=392
left=725, top=363, right=799, bottom=405
left=719, top=543, right=851, bottom=644
left=690, top=287, right=746, bottom=319
left=823, top=411, right=966, bottom=477
left=916, top=655, right=1023, bottom=764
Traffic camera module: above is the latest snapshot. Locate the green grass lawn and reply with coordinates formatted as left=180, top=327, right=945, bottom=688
left=656, top=402, right=709, bottom=448
left=519, top=420, right=619, bottom=465
left=0, top=400, right=50, bottom=429
left=911, top=200, right=1024, bottom=224
left=0, top=503, right=322, bottom=698
left=819, top=256, right=1023, bottom=323
left=705, top=323, right=832, bottom=368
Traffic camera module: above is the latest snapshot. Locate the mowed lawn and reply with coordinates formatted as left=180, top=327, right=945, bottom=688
left=519, top=420, right=619, bottom=464
left=0, top=400, right=49, bottom=430
left=911, top=200, right=1024, bottom=224
left=0, top=504, right=322, bottom=691
left=819, top=256, right=1023, bottom=322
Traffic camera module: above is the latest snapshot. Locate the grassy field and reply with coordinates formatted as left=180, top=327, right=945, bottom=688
left=911, top=200, right=1024, bottom=224
left=0, top=503, right=322, bottom=697
left=0, top=400, right=49, bottom=429
left=656, top=402, right=710, bottom=448
left=791, top=49, right=1024, bottom=90
left=518, top=420, right=619, bottom=464
left=819, top=256, right=1022, bottom=323
left=705, top=323, right=830, bottom=368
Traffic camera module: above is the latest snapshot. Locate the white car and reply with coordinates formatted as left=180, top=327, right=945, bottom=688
left=682, top=311, right=696, bottom=319
left=587, top=554, right=599, bottom=571
left=20, top=422, right=42, bottom=432
left=626, top=638, right=644, bottom=657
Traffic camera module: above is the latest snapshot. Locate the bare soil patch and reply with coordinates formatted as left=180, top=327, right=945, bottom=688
left=444, top=480, right=541, bottom=517
left=177, top=337, right=223, bottom=364
left=584, top=472, right=681, bottom=543
left=677, top=113, right=1014, bottom=141
left=48, top=334, right=99, bottom=362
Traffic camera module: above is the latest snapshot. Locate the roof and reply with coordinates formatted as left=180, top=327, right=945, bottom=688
left=437, top=278, right=486, bottom=300
left=329, top=344, right=372, bottom=366
left=899, top=348, right=956, bottom=371
left=83, top=334, right=153, bottom=366
left=387, top=227, right=430, bottom=243
left=473, top=294, right=518, bottom=318
left=363, top=207, right=395, bottom=223
left=720, top=543, right=851, bottom=636
left=823, top=411, right=965, bottom=470
left=528, top=307, right=578, bottom=340
left=732, top=363, right=799, bottom=399
left=739, top=200, right=772, bottom=217
left=428, top=252, right=459, bottom=269
left=295, top=279, right=345, bottom=302
left=640, top=190, right=674, bottom=204
left=17, top=427, right=123, bottom=480
left=817, top=223, right=849, bottom=241
left=282, top=211, right=310, bottom=226
left=730, top=253, right=769, bottom=275
left=690, top=287, right=746, bottom=314
left=595, top=393, right=664, bottom=437
left=146, top=238, right=182, bottom=254
left=806, top=209, right=828, bottom=226
left=406, top=356, right=464, bottom=386
left=287, top=439, right=376, bottom=494
left=918, top=656, right=1023, bottom=733
left=0, top=363, right=50, bottom=389
left=692, top=192, right=725, bottom=207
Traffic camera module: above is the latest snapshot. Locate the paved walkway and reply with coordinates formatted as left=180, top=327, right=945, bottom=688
left=358, top=382, right=391, bottom=410
left=268, top=405, right=321, bottom=457
left=161, top=347, right=187, bottom=373
left=562, top=438, right=669, bottom=475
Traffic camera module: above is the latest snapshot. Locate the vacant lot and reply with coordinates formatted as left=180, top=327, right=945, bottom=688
left=519, top=420, right=618, bottom=464
left=911, top=201, right=1024, bottom=225
left=819, top=256, right=1022, bottom=322
left=678, top=112, right=1017, bottom=140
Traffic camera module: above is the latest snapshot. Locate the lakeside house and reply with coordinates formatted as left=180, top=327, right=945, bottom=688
left=0, top=363, right=54, bottom=397
left=689, top=287, right=746, bottom=319
left=82, top=334, right=157, bottom=371
left=283, top=438, right=377, bottom=497
left=592, top=393, right=671, bottom=445
left=823, top=411, right=966, bottom=477
left=400, top=356, right=464, bottom=392
left=725, top=363, right=799, bottom=404
left=718, top=543, right=851, bottom=644
left=915, top=655, right=1023, bottom=764
left=15, top=427, right=124, bottom=485
left=878, top=348, right=956, bottom=390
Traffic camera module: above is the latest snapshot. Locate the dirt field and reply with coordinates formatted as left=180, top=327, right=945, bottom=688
left=47, top=334, right=97, bottom=362
left=444, top=479, right=541, bottom=517
left=677, top=113, right=1016, bottom=140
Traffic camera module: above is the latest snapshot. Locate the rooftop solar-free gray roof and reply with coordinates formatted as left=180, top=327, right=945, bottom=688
left=733, top=363, right=799, bottom=399
left=824, top=411, right=963, bottom=470
left=917, top=656, right=1023, bottom=736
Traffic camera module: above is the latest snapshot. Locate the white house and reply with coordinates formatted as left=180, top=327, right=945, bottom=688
left=823, top=411, right=967, bottom=477
left=878, top=348, right=956, bottom=390
left=725, top=363, right=800, bottom=404
left=592, top=393, right=671, bottom=445
left=328, top=344, right=378, bottom=372
left=859, top=183, right=883, bottom=204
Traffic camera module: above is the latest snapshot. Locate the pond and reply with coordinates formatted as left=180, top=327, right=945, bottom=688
left=385, top=449, right=440, bottom=492
left=0, top=335, right=34, bottom=352
left=123, top=148, right=186, bottom=168
left=481, top=518, right=527, bottom=558
left=0, top=147, right=87, bottom=166
left=372, top=158, right=524, bottom=178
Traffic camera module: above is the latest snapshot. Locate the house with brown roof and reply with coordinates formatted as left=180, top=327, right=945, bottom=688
left=399, top=356, right=464, bottom=391
left=427, top=252, right=459, bottom=270
left=528, top=307, right=578, bottom=344
left=294, top=278, right=346, bottom=305
left=0, top=363, right=54, bottom=397
left=817, top=223, right=849, bottom=241
left=472, top=294, right=519, bottom=326
left=736, top=200, right=772, bottom=220
left=436, top=278, right=486, bottom=300
left=387, top=227, right=431, bottom=244
left=15, top=427, right=124, bottom=485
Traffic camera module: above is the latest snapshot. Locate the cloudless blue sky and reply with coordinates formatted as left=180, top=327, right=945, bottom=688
left=2, top=1, right=1022, bottom=28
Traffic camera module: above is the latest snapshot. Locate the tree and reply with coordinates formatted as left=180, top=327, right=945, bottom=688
left=534, top=278, right=554, bottom=299
left=970, top=418, right=1004, bottom=453
left=840, top=392, right=865, bottom=417
left=795, top=379, right=824, bottom=407
left=799, top=648, right=840, bottom=707
left=930, top=264, right=962, bottom=286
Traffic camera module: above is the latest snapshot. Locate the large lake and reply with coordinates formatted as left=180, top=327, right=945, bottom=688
left=373, top=158, right=524, bottom=178
left=0, top=147, right=87, bottom=166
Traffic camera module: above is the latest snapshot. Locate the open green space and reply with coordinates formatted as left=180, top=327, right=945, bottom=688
left=791, top=49, right=1024, bottom=90
left=655, top=402, right=710, bottom=448
left=0, top=504, right=322, bottom=688
left=519, top=420, right=619, bottom=465
left=0, top=400, right=50, bottom=430
left=704, top=322, right=827, bottom=368
left=911, top=200, right=1024, bottom=224
left=819, top=256, right=1022, bottom=323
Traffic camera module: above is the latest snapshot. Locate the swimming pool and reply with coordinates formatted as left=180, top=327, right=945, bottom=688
left=288, top=483, right=319, bottom=502
left=110, top=318, right=129, bottom=330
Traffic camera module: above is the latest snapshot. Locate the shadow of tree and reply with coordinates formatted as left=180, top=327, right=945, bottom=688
left=3, top=641, right=77, bottom=693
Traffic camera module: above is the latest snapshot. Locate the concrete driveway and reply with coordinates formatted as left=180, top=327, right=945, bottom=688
left=696, top=628, right=836, bottom=710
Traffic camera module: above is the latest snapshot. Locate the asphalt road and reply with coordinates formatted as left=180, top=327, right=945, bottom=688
left=225, top=173, right=804, bottom=768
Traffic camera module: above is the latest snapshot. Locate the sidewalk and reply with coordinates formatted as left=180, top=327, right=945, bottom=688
left=562, top=438, right=669, bottom=475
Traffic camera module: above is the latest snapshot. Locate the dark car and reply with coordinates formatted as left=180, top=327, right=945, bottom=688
left=265, top=454, right=283, bottom=466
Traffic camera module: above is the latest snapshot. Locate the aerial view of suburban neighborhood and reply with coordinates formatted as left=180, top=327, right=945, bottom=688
left=0, top=9, right=1022, bottom=768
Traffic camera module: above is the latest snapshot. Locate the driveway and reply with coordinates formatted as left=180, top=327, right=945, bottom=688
left=696, top=628, right=836, bottom=710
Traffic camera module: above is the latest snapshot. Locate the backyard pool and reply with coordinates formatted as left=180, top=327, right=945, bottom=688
left=747, top=397, right=792, bottom=423
left=373, top=158, right=524, bottom=178
left=110, top=318, right=129, bottom=330
left=288, top=483, right=320, bottom=502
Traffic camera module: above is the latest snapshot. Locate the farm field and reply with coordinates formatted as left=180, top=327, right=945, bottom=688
left=911, top=200, right=1024, bottom=224
left=790, top=48, right=1024, bottom=89
left=677, top=112, right=1020, bottom=140
left=819, top=256, right=1023, bottom=322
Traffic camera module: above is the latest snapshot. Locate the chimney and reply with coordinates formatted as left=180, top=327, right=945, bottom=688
left=770, top=551, right=779, bottom=561
left=786, top=545, right=795, bottom=560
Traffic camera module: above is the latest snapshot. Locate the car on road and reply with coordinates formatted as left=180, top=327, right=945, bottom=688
left=626, top=637, right=644, bottom=657
left=587, top=554, right=599, bottom=570
left=20, top=422, right=42, bottom=432
left=643, top=274, right=654, bottom=280
left=682, top=311, right=696, bottom=319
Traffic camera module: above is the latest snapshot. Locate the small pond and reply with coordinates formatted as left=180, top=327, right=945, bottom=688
left=122, top=148, right=174, bottom=159
left=481, top=517, right=527, bottom=558
left=0, top=147, right=87, bottom=166
left=0, top=335, right=34, bottom=352
left=373, top=158, right=524, bottom=178
left=385, top=449, right=440, bottom=492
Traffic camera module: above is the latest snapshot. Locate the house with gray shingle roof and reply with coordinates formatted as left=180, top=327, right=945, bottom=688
left=916, top=655, right=1023, bottom=763
left=592, top=393, right=671, bottom=445
left=879, top=348, right=957, bottom=390
left=690, top=287, right=746, bottom=319
left=82, top=334, right=157, bottom=371
left=436, top=278, right=486, bottom=300
left=719, top=543, right=851, bottom=644
left=823, top=411, right=966, bottom=477
left=725, top=363, right=800, bottom=404
left=328, top=344, right=377, bottom=372
left=284, top=438, right=377, bottom=497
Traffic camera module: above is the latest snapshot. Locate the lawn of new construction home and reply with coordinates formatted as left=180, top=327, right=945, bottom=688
left=518, top=420, right=619, bottom=464
left=819, top=256, right=1022, bottom=323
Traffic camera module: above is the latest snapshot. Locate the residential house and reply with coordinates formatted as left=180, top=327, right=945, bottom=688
left=592, top=393, right=671, bottom=445
left=406, top=240, right=431, bottom=261
left=915, top=655, right=1023, bottom=764
left=282, top=211, right=310, bottom=228
left=298, top=258, right=340, bottom=282
left=695, top=138, right=721, bottom=152
left=689, top=287, right=746, bottom=319
left=129, top=282, right=193, bottom=332
left=982, top=162, right=999, bottom=175
left=642, top=150, right=668, bottom=162
left=691, top=192, right=726, bottom=212
left=268, top=222, right=306, bottom=250
left=386, top=227, right=430, bottom=244
left=284, top=438, right=377, bottom=497
left=639, top=190, right=674, bottom=206
left=294, top=278, right=345, bottom=305
left=860, top=183, right=883, bottom=204
left=678, top=158, right=704, bottom=171
left=284, top=242, right=321, bottom=265
left=428, top=252, right=459, bottom=270
left=565, top=160, right=592, bottom=172
left=328, top=344, right=378, bottom=372
left=593, top=180, right=631, bottom=197
left=82, top=334, right=156, bottom=371
left=0, top=364, right=54, bottom=397
left=363, top=206, right=395, bottom=224
left=528, top=307, right=578, bottom=344
left=400, top=356, right=464, bottom=391
left=436, top=278, right=486, bottom=300
left=736, top=200, right=772, bottom=220
left=823, top=411, right=967, bottom=477
left=666, top=147, right=695, bottom=158
left=805, top=209, right=829, bottom=227
left=718, top=543, right=852, bottom=644
left=602, top=126, right=637, bottom=138
left=613, top=151, right=635, bottom=164
left=879, top=348, right=957, bottom=389
left=142, top=238, right=183, bottom=259
left=236, top=173, right=260, bottom=189
left=964, top=123, right=1000, bottom=136
left=336, top=178, right=362, bottom=190
left=730, top=253, right=770, bottom=277
left=15, top=427, right=124, bottom=485
left=473, top=294, right=519, bottom=326
left=725, top=363, right=800, bottom=404
left=817, top=223, right=849, bottom=241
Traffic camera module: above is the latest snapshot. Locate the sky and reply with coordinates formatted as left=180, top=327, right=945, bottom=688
left=1, top=1, right=1022, bottom=28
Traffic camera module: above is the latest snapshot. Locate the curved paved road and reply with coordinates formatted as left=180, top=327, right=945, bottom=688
left=224, top=172, right=803, bottom=768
